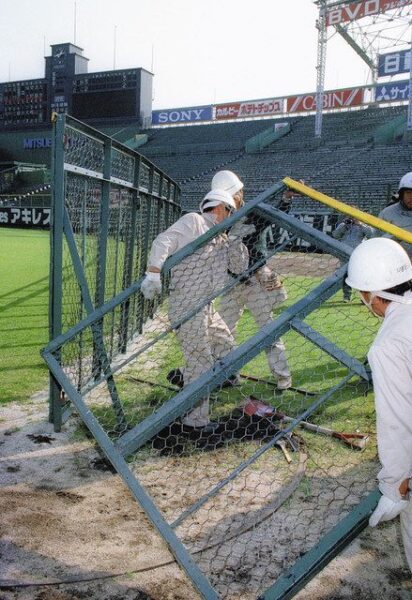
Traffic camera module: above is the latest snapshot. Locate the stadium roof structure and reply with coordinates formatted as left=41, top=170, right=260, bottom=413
left=313, top=0, right=412, bottom=136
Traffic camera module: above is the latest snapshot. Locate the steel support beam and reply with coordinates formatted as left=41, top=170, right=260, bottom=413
left=315, top=1, right=327, bottom=138
left=49, top=114, right=66, bottom=429
left=335, top=23, right=375, bottom=70
left=408, top=25, right=412, bottom=130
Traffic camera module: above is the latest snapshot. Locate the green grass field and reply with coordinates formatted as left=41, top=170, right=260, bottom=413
left=0, top=227, right=50, bottom=403
left=0, top=227, right=131, bottom=405
left=103, top=273, right=379, bottom=446
left=0, top=225, right=379, bottom=451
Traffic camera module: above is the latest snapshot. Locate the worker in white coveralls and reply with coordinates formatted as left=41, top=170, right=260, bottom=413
left=332, top=217, right=374, bottom=302
left=379, top=172, right=412, bottom=259
left=140, top=188, right=248, bottom=432
left=345, top=237, right=412, bottom=572
left=212, top=170, right=292, bottom=390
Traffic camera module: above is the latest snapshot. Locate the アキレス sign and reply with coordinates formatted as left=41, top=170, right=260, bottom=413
left=0, top=207, right=51, bottom=228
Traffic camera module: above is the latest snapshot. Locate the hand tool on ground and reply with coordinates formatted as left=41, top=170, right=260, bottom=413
left=277, top=413, right=369, bottom=450
left=239, top=373, right=317, bottom=396
left=125, top=374, right=179, bottom=392
left=242, top=396, right=369, bottom=450
left=275, top=439, right=293, bottom=463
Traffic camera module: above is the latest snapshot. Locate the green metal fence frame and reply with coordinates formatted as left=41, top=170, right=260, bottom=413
left=49, top=114, right=181, bottom=431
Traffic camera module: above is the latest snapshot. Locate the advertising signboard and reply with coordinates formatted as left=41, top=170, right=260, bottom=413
left=375, top=80, right=410, bottom=101
left=378, top=49, right=411, bottom=77
left=287, top=87, right=363, bottom=113
left=152, top=105, right=213, bottom=125
left=0, top=207, right=51, bottom=228
left=215, top=98, right=283, bottom=120
left=325, top=0, right=412, bottom=27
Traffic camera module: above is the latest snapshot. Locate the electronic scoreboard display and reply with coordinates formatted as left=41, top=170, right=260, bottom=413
left=72, top=89, right=136, bottom=119
left=72, top=69, right=138, bottom=120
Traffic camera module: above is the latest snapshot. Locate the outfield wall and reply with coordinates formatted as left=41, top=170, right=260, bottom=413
left=0, top=206, right=50, bottom=229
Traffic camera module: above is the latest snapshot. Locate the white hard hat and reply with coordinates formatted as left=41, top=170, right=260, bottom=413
left=346, top=237, right=412, bottom=291
left=199, top=188, right=237, bottom=213
left=398, top=172, right=412, bottom=192
left=211, top=170, right=244, bottom=195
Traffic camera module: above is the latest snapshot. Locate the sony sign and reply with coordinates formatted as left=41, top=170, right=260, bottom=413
left=152, top=105, right=213, bottom=125
left=325, top=0, right=412, bottom=27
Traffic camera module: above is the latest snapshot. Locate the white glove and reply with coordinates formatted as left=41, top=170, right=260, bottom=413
left=229, top=219, right=256, bottom=240
left=140, top=272, right=162, bottom=300
left=369, top=495, right=409, bottom=527
left=256, top=266, right=272, bottom=282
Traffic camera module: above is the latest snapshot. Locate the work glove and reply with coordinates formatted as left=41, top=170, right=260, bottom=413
left=140, top=272, right=162, bottom=300
left=256, top=266, right=273, bottom=283
left=369, top=495, right=409, bottom=527
left=228, top=218, right=256, bottom=240
left=257, top=267, right=284, bottom=290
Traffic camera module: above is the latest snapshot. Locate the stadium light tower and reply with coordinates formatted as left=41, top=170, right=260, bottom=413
left=315, top=0, right=327, bottom=137
left=313, top=0, right=412, bottom=137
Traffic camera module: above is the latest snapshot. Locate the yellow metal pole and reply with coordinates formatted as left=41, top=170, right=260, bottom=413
left=283, top=177, right=412, bottom=245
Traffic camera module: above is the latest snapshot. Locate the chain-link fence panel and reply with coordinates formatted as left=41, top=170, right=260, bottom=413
left=44, top=178, right=392, bottom=599
left=49, top=115, right=180, bottom=429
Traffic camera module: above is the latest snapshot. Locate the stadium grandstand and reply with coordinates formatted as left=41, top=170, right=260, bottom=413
left=134, top=104, right=410, bottom=214
left=1, top=103, right=411, bottom=218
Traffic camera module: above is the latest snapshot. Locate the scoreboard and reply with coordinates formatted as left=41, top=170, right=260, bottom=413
left=72, top=89, right=136, bottom=119
left=72, top=69, right=140, bottom=120
left=0, top=43, right=153, bottom=130
left=0, top=79, right=47, bottom=128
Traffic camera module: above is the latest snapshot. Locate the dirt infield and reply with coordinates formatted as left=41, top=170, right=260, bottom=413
left=270, top=251, right=340, bottom=278
left=1, top=395, right=411, bottom=600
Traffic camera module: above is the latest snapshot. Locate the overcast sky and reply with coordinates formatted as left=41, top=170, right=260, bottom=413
left=0, top=0, right=377, bottom=109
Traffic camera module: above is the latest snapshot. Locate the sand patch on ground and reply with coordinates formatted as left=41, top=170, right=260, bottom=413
left=1, top=394, right=411, bottom=600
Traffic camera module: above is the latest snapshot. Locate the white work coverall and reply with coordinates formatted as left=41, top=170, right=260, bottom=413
left=218, top=274, right=290, bottom=378
left=148, top=212, right=248, bottom=427
left=218, top=219, right=291, bottom=380
left=367, top=290, right=412, bottom=571
left=379, top=202, right=412, bottom=258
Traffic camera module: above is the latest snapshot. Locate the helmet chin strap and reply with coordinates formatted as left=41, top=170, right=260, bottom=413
left=375, top=291, right=412, bottom=305
left=360, top=290, right=412, bottom=317
left=359, top=292, right=382, bottom=318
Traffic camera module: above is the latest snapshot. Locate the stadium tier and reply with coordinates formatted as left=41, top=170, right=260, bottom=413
left=136, top=104, right=410, bottom=214
left=0, top=104, right=410, bottom=217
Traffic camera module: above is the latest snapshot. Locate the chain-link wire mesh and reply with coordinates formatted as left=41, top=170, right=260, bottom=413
left=50, top=116, right=180, bottom=426
left=45, top=174, right=389, bottom=599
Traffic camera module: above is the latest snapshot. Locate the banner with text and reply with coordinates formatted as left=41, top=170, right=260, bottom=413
left=0, top=207, right=51, bottom=228
left=215, top=98, right=283, bottom=120
left=326, top=0, right=412, bottom=27
left=287, top=87, right=364, bottom=113
left=378, top=48, right=411, bottom=77
left=152, top=105, right=213, bottom=125
left=375, top=80, right=410, bottom=102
